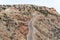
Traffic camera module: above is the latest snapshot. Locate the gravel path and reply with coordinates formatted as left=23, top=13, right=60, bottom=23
left=27, top=19, right=33, bottom=40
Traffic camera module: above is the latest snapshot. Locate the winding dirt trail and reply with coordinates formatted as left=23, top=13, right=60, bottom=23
left=27, top=14, right=39, bottom=40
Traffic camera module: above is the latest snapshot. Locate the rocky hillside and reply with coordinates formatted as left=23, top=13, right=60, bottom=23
left=0, top=5, right=60, bottom=40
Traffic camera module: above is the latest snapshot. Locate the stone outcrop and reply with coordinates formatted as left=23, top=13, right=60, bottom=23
left=0, top=5, right=60, bottom=40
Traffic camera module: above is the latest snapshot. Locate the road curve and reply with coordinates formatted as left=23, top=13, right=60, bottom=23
left=27, top=19, right=33, bottom=40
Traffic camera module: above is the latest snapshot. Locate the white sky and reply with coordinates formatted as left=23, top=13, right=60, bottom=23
left=0, top=0, right=60, bottom=13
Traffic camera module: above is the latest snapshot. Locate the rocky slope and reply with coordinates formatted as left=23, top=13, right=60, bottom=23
left=0, top=5, right=60, bottom=40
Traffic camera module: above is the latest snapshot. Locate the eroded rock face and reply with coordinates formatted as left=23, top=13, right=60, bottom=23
left=0, top=5, right=60, bottom=40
